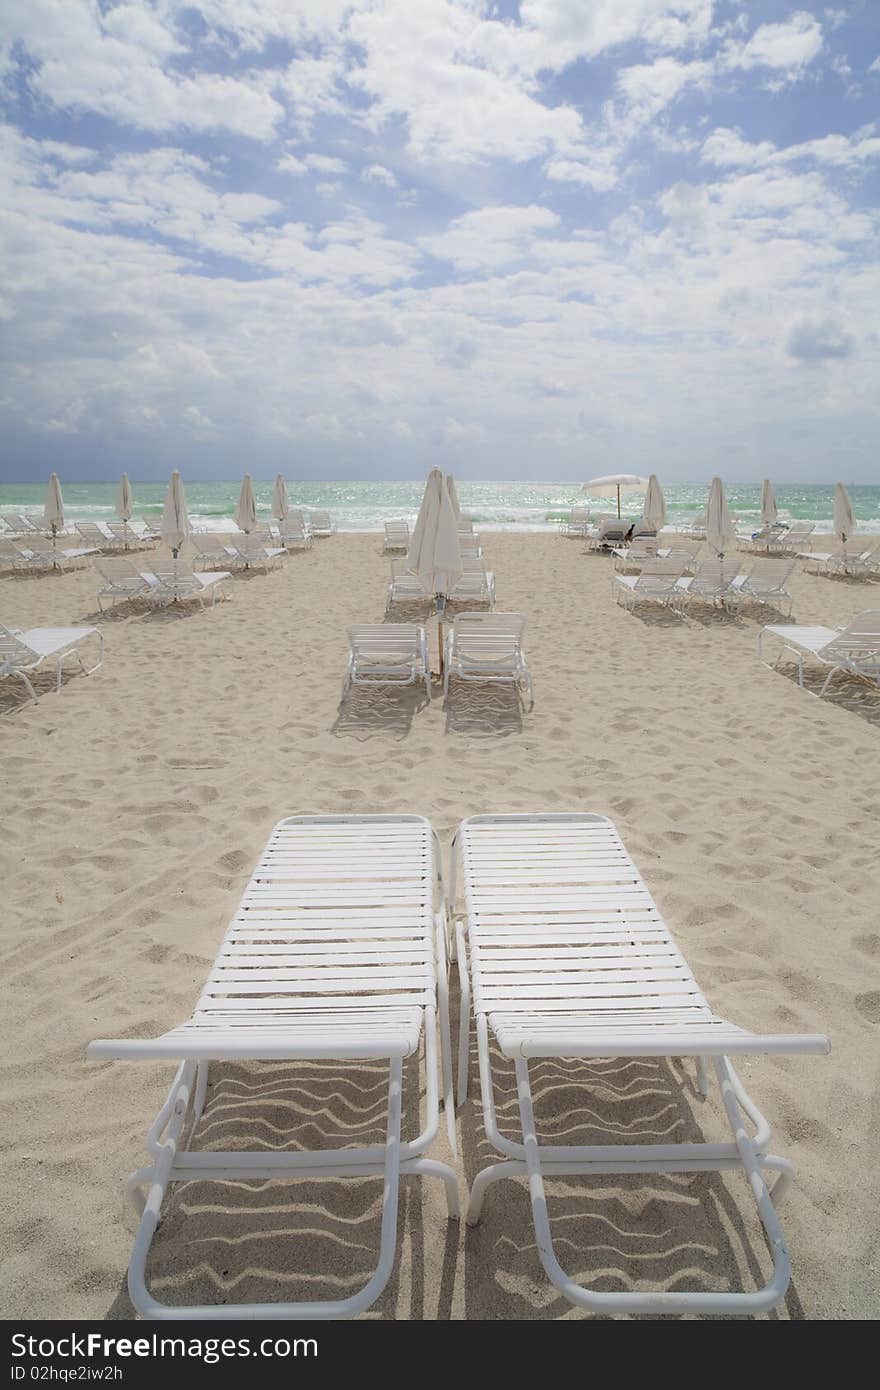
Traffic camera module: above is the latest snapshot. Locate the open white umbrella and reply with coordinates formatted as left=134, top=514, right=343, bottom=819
left=407, top=468, right=462, bottom=675
left=271, top=473, right=289, bottom=524
left=116, top=473, right=133, bottom=548
left=641, top=474, right=666, bottom=531
left=833, top=482, right=854, bottom=544
left=581, top=473, right=648, bottom=518
left=705, top=476, right=735, bottom=558
left=44, top=473, right=64, bottom=568
left=446, top=473, right=461, bottom=517
left=234, top=474, right=257, bottom=534
left=760, top=479, right=777, bottom=528
left=161, top=470, right=190, bottom=581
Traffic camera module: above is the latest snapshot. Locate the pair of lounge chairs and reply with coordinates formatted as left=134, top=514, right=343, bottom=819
left=1, top=624, right=103, bottom=703
left=800, top=543, right=880, bottom=578
left=342, top=614, right=533, bottom=709
left=95, top=557, right=230, bottom=610
left=0, top=535, right=97, bottom=571
left=385, top=558, right=496, bottom=615
left=89, top=811, right=829, bottom=1319
left=745, top=522, right=815, bottom=555
left=616, top=557, right=795, bottom=615
left=189, top=532, right=285, bottom=572
left=759, top=610, right=880, bottom=696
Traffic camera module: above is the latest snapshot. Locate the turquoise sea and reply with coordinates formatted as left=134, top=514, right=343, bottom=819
left=1, top=480, right=878, bottom=534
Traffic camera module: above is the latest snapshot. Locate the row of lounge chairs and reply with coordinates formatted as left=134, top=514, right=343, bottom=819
left=0, top=535, right=97, bottom=572
left=88, top=811, right=829, bottom=1319
left=615, top=556, right=796, bottom=615
left=386, top=556, right=495, bottom=615
left=94, top=557, right=230, bottom=611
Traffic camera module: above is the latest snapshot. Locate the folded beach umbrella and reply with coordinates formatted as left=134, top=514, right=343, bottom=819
left=760, top=479, right=777, bottom=528
left=446, top=473, right=461, bottom=517
left=705, top=476, right=735, bottom=557
left=407, top=469, right=462, bottom=675
left=161, top=470, right=190, bottom=562
left=234, top=473, right=257, bottom=534
left=581, top=473, right=648, bottom=518
left=116, top=473, right=133, bottom=547
left=641, top=474, right=666, bottom=531
left=833, top=482, right=854, bottom=544
left=44, top=472, right=64, bottom=567
left=271, top=473, right=289, bottom=523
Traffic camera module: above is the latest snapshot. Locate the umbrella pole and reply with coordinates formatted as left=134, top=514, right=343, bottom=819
left=617, top=485, right=621, bottom=519
left=52, top=524, right=58, bottom=571
left=436, top=594, right=446, bottom=680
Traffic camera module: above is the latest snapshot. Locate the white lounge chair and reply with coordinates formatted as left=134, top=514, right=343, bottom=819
left=189, top=534, right=239, bottom=570
left=457, top=538, right=483, bottom=560
left=585, top=517, right=633, bottom=551
left=87, top=814, right=459, bottom=1320
left=383, top=520, right=410, bottom=553
left=140, top=515, right=162, bottom=537
left=342, top=624, right=431, bottom=703
left=0, top=513, right=41, bottom=535
left=229, top=534, right=285, bottom=571
left=1, top=624, right=104, bottom=703
left=0, top=537, right=33, bottom=570
left=613, top=556, right=686, bottom=610
left=106, top=521, right=150, bottom=550
left=727, top=557, right=795, bottom=615
left=144, top=564, right=230, bottom=607
left=559, top=505, right=591, bottom=538
left=758, top=610, right=880, bottom=696
left=611, top=536, right=659, bottom=572
left=75, top=521, right=121, bottom=552
left=95, top=557, right=155, bottom=610
left=675, top=556, right=743, bottom=610
left=279, top=518, right=313, bottom=551
left=766, top=522, right=814, bottom=555
left=800, top=543, right=879, bottom=578
left=448, top=558, right=495, bottom=608
left=8, top=535, right=97, bottom=571
left=308, top=510, right=336, bottom=537
left=385, top=559, right=432, bottom=616
left=443, top=611, right=532, bottom=708
left=451, top=812, right=829, bottom=1316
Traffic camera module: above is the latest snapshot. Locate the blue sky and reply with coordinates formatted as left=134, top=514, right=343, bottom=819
left=1, top=1, right=878, bottom=483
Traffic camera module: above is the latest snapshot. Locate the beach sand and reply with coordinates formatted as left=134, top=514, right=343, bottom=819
left=1, top=534, right=878, bottom=1320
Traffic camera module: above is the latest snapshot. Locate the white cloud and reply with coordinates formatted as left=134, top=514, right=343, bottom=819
left=278, top=152, right=348, bottom=176
left=420, top=205, right=560, bottom=271
left=726, top=12, right=824, bottom=73
left=361, top=164, right=398, bottom=188
left=702, top=126, right=880, bottom=170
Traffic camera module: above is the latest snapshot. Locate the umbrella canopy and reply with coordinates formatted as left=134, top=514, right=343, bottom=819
left=833, top=482, right=854, bottom=544
left=271, top=473, right=289, bottom=522
left=161, top=470, right=191, bottom=557
left=446, top=473, right=461, bottom=517
left=641, top=474, right=666, bottom=530
left=44, top=473, right=64, bottom=534
left=234, top=474, right=257, bottom=533
left=760, top=479, right=777, bottom=528
left=581, top=473, right=648, bottom=518
left=406, top=468, right=462, bottom=597
left=705, top=476, right=735, bottom=556
left=116, top=473, right=133, bottom=522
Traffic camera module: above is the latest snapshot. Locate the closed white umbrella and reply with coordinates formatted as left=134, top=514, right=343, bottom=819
left=641, top=474, right=666, bottom=531
left=705, top=476, right=735, bottom=558
left=161, top=470, right=190, bottom=568
left=833, top=482, right=854, bottom=544
left=760, top=479, right=777, bottom=528
left=234, top=474, right=257, bottom=534
left=116, top=472, right=133, bottom=548
left=581, top=473, right=648, bottom=518
left=44, top=473, right=64, bottom=568
left=407, top=468, right=462, bottom=675
left=271, top=473, right=289, bottom=523
left=446, top=473, right=461, bottom=517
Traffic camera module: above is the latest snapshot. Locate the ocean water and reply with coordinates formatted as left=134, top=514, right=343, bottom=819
left=1, top=480, right=878, bottom=534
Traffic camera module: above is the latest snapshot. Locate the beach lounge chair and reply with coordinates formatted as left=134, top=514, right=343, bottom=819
left=768, top=522, right=814, bottom=555
left=8, top=536, right=97, bottom=571
left=87, top=814, right=459, bottom=1319
left=800, top=543, right=878, bottom=577
left=75, top=521, right=121, bottom=552
left=95, top=557, right=155, bottom=610
left=140, top=515, right=162, bottom=537
left=585, top=517, right=633, bottom=551
left=385, top=559, right=432, bottom=616
left=145, top=564, right=230, bottom=607
left=742, top=522, right=788, bottom=552
left=758, top=610, right=880, bottom=696
left=559, top=506, right=591, bottom=538
left=0, top=513, right=41, bottom=535
left=675, top=556, right=743, bottom=610
left=448, top=558, right=496, bottom=608
left=727, top=558, right=795, bottom=615
left=342, top=624, right=431, bottom=703
left=612, top=536, right=659, bottom=571
left=308, top=510, right=336, bottom=537
left=189, top=534, right=238, bottom=570
left=228, top=534, right=285, bottom=571
left=1, top=624, right=104, bottom=703
left=613, top=556, right=686, bottom=610
left=383, top=520, right=410, bottom=553
left=452, top=811, right=829, bottom=1315
left=0, top=538, right=32, bottom=570
left=443, top=612, right=532, bottom=707
left=106, top=521, right=150, bottom=550
left=279, top=518, right=313, bottom=551
left=458, top=539, right=483, bottom=560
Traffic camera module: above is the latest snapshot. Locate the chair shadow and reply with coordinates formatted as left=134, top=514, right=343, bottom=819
left=766, top=661, right=880, bottom=729
left=104, top=1051, right=458, bottom=1320
left=331, top=683, right=428, bottom=740
left=0, top=664, right=93, bottom=715
left=444, top=680, right=525, bottom=737
left=681, top=603, right=748, bottom=628
left=457, top=1038, right=804, bottom=1320
left=619, top=602, right=685, bottom=627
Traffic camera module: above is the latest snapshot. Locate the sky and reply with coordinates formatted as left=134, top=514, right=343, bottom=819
left=0, top=1, right=878, bottom=484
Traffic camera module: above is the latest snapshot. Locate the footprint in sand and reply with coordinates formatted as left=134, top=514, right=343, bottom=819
left=854, top=991, right=880, bottom=1024
left=853, top=933, right=880, bottom=958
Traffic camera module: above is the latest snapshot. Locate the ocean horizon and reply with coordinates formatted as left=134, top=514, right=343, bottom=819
left=1, top=480, right=878, bottom=534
